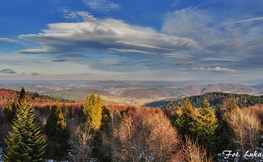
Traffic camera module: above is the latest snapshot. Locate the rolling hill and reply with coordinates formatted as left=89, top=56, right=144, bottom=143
left=0, top=88, right=73, bottom=109
left=40, top=88, right=114, bottom=100
left=120, top=88, right=171, bottom=99
left=145, top=92, right=263, bottom=109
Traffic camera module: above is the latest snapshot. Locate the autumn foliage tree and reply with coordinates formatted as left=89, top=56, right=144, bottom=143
left=82, top=92, right=103, bottom=130
left=109, top=108, right=181, bottom=162
left=228, top=108, right=261, bottom=155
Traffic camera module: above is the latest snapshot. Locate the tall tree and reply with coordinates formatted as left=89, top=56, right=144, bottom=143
left=45, top=103, right=68, bottom=145
left=82, top=92, right=103, bottom=130
left=191, top=99, right=218, bottom=154
left=3, top=101, right=16, bottom=123
left=3, top=88, right=46, bottom=162
left=175, top=102, right=194, bottom=137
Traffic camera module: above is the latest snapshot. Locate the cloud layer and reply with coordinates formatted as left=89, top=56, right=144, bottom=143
left=17, top=12, right=202, bottom=56
left=0, top=38, right=17, bottom=43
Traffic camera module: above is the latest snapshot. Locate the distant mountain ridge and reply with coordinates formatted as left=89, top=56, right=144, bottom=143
left=179, top=83, right=260, bottom=97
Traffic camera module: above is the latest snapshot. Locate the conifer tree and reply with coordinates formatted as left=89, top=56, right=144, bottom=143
left=175, top=102, right=194, bottom=137
left=191, top=99, right=218, bottom=154
left=226, top=101, right=238, bottom=112
left=220, top=113, right=231, bottom=149
left=45, top=103, right=68, bottom=145
left=82, top=92, right=103, bottom=130
left=215, top=104, right=221, bottom=120
left=3, top=101, right=16, bottom=123
left=62, top=105, right=69, bottom=119
left=3, top=87, right=46, bottom=162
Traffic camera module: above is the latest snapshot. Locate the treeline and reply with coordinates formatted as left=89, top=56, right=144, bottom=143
left=1, top=88, right=263, bottom=161
left=160, top=92, right=263, bottom=109
left=0, top=88, right=75, bottom=109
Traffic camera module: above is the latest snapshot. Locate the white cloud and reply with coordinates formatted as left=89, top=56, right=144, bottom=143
left=109, top=48, right=157, bottom=54
left=198, top=63, right=222, bottom=67
left=200, top=57, right=239, bottom=62
left=83, top=0, right=119, bottom=11
left=162, top=53, right=192, bottom=59
left=62, top=10, right=97, bottom=22
left=162, top=8, right=216, bottom=45
left=17, top=17, right=201, bottom=55
left=226, top=17, right=263, bottom=24
left=0, top=38, right=18, bottom=43
left=192, top=66, right=237, bottom=73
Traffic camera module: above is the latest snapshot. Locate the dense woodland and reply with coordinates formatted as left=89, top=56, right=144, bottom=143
left=157, top=92, right=263, bottom=109
left=0, top=88, right=263, bottom=161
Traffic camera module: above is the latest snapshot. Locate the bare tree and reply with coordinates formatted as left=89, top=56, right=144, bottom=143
left=228, top=108, right=261, bottom=154
left=109, top=109, right=181, bottom=162
left=69, top=122, right=94, bottom=162
left=183, top=135, right=213, bottom=162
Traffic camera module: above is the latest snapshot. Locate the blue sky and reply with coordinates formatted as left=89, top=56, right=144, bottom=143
left=0, top=0, right=263, bottom=83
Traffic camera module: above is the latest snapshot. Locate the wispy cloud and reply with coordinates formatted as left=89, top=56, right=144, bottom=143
left=162, top=53, right=192, bottom=59
left=200, top=57, right=239, bottom=62
left=226, top=17, right=263, bottom=24
left=0, top=68, right=16, bottom=73
left=62, top=10, right=97, bottom=22
left=109, top=48, right=157, bottom=54
left=176, top=60, right=195, bottom=66
left=192, top=66, right=237, bottom=73
left=51, top=57, right=83, bottom=62
left=0, top=38, right=18, bottom=43
left=198, top=63, right=222, bottom=67
left=83, top=0, right=119, bottom=11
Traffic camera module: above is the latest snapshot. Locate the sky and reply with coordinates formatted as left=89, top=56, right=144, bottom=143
left=0, top=0, right=263, bottom=83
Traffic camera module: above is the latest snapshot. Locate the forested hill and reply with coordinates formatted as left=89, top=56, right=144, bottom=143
left=148, top=92, right=263, bottom=109
left=0, top=88, right=73, bottom=109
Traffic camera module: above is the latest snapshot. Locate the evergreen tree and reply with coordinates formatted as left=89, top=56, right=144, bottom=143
left=175, top=102, right=194, bottom=138
left=226, top=101, right=237, bottom=112
left=3, top=88, right=46, bottom=162
left=82, top=92, right=103, bottom=130
left=191, top=99, right=218, bottom=154
left=220, top=113, right=231, bottom=149
left=3, top=101, right=16, bottom=123
left=62, top=105, right=69, bottom=119
left=215, top=104, right=221, bottom=120
left=45, top=103, right=68, bottom=145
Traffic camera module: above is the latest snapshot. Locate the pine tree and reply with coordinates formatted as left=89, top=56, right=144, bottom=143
left=175, top=102, right=194, bottom=137
left=220, top=113, right=231, bottom=149
left=226, top=101, right=237, bottom=112
left=3, top=101, right=16, bottom=123
left=215, top=104, right=221, bottom=120
left=191, top=99, right=218, bottom=154
left=82, top=92, right=103, bottom=130
left=45, top=103, right=68, bottom=145
left=62, top=105, right=69, bottom=119
left=3, top=88, right=46, bottom=162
